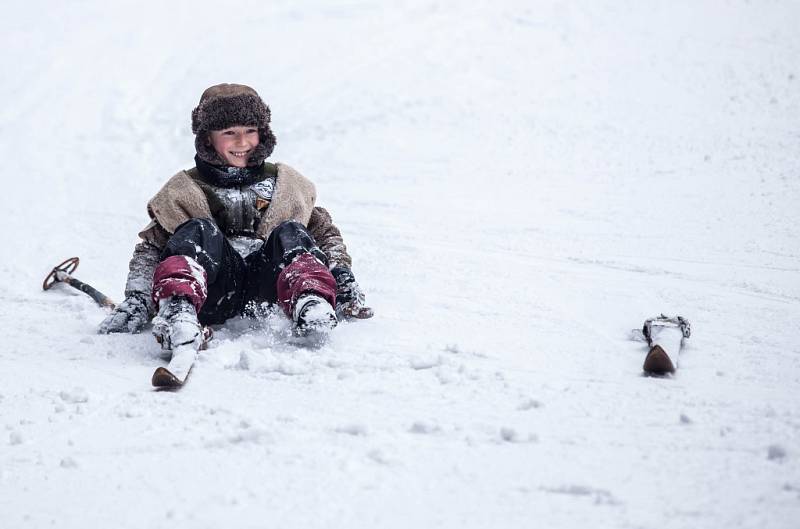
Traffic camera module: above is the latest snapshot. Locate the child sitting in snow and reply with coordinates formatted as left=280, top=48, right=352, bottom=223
left=99, top=83, right=371, bottom=348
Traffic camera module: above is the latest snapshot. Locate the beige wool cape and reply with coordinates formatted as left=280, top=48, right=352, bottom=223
left=138, top=163, right=352, bottom=268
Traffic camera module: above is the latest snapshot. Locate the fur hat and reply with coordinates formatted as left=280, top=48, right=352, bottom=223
left=191, top=83, right=277, bottom=166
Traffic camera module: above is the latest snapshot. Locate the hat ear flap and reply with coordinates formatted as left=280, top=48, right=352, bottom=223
left=259, top=126, right=277, bottom=159
left=191, top=106, right=203, bottom=134
left=194, top=131, right=226, bottom=166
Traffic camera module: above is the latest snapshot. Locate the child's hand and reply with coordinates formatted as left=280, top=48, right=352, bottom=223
left=98, top=293, right=151, bottom=334
left=331, top=267, right=374, bottom=320
left=339, top=302, right=374, bottom=320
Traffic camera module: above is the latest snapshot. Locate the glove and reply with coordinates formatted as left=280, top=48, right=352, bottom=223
left=98, top=292, right=152, bottom=334
left=330, top=267, right=373, bottom=320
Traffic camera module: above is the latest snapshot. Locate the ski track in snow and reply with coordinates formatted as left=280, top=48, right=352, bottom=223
left=1, top=1, right=799, bottom=528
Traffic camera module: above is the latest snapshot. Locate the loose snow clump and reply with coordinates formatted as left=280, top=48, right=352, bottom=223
left=409, top=355, right=441, bottom=370
left=500, top=427, right=537, bottom=444
left=59, top=387, right=89, bottom=404
left=60, top=457, right=78, bottom=469
left=518, top=398, right=542, bottom=411
left=336, top=423, right=368, bottom=436
left=409, top=421, right=441, bottom=434
left=767, top=444, right=787, bottom=461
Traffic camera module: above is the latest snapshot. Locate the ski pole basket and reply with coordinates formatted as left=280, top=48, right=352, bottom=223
left=43, top=256, right=116, bottom=308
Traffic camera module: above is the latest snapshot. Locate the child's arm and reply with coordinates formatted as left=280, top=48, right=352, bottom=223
left=306, top=206, right=351, bottom=269
left=98, top=223, right=170, bottom=333
left=307, top=207, right=372, bottom=319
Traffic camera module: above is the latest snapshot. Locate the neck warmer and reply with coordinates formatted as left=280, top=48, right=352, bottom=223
left=194, top=155, right=267, bottom=187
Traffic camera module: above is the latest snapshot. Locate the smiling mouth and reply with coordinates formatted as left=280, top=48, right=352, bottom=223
left=229, top=150, right=251, bottom=158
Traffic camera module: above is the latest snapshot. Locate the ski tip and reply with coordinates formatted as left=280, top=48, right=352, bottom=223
left=642, top=345, right=676, bottom=376
left=152, top=366, right=183, bottom=389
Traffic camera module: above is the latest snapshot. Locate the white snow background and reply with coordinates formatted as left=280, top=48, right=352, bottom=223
left=1, top=1, right=799, bottom=527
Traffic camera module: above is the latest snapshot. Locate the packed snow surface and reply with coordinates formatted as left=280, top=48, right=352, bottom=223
left=1, top=1, right=799, bottom=528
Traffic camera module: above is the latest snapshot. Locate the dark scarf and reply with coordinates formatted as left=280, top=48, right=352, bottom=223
left=194, top=155, right=267, bottom=187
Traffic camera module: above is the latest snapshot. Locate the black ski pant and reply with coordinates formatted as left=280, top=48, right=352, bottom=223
left=161, top=218, right=327, bottom=325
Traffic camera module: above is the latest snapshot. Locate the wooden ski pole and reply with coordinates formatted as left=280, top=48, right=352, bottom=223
left=43, top=257, right=116, bottom=309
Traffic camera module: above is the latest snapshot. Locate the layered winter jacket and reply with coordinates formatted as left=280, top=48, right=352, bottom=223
left=122, top=162, right=351, bottom=309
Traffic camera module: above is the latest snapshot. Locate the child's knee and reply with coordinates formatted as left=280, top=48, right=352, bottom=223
left=173, top=218, right=220, bottom=236
left=273, top=220, right=306, bottom=236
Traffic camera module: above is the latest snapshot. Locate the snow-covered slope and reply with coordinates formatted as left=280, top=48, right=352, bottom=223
left=1, top=1, right=798, bottom=527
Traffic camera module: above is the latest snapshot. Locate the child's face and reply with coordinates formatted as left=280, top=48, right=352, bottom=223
left=208, top=126, right=260, bottom=167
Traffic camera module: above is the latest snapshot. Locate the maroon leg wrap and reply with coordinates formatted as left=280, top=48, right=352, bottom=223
left=152, top=255, right=208, bottom=313
left=277, top=253, right=337, bottom=316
